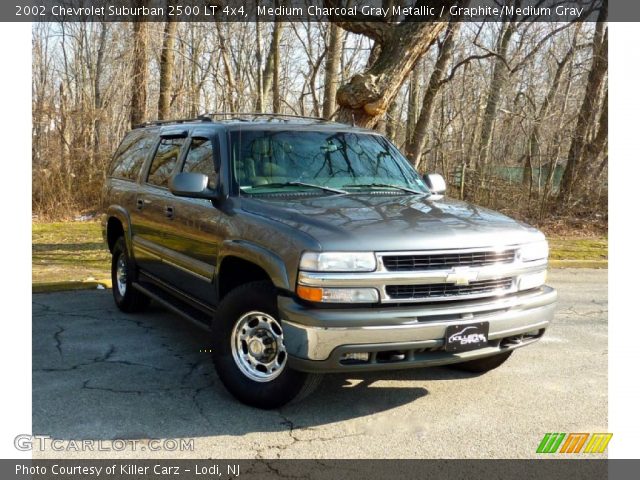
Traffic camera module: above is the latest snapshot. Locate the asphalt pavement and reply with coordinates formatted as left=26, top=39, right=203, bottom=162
left=32, top=268, right=607, bottom=459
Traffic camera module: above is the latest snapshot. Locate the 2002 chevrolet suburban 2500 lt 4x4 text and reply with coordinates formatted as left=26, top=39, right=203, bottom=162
left=102, top=113, right=557, bottom=409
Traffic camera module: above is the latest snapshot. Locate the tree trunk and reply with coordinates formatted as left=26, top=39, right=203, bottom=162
left=522, top=41, right=574, bottom=190
left=215, top=22, right=238, bottom=112
left=130, top=17, right=148, bottom=126
left=476, top=17, right=517, bottom=170
left=322, top=23, right=344, bottom=119
left=272, top=19, right=283, bottom=113
left=539, top=58, right=574, bottom=219
left=255, top=18, right=264, bottom=112
left=158, top=15, right=178, bottom=120
left=583, top=87, right=608, bottom=176
left=406, top=23, right=459, bottom=168
left=405, top=67, right=421, bottom=146
left=58, top=82, right=72, bottom=196
left=559, top=6, right=608, bottom=204
left=385, top=99, right=399, bottom=143
left=93, top=23, right=107, bottom=166
left=261, top=28, right=277, bottom=108
left=332, top=21, right=449, bottom=129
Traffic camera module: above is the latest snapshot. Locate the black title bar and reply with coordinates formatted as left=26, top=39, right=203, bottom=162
left=4, top=0, right=611, bottom=22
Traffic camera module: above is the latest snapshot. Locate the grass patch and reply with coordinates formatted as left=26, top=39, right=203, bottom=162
left=547, top=237, right=607, bottom=269
left=548, top=237, right=608, bottom=262
left=32, top=221, right=111, bottom=286
left=32, top=222, right=608, bottom=291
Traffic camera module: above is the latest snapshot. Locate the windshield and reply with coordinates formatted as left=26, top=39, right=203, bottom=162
left=230, top=130, right=430, bottom=195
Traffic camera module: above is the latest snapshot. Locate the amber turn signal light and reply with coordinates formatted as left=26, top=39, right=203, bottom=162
left=296, top=285, right=323, bottom=302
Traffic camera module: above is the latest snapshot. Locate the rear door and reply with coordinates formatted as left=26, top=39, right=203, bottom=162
left=110, top=127, right=159, bottom=256
left=132, top=129, right=188, bottom=282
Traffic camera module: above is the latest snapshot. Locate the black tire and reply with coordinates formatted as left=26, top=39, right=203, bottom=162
left=111, top=237, right=150, bottom=313
left=212, top=281, right=322, bottom=409
left=449, top=350, right=513, bottom=373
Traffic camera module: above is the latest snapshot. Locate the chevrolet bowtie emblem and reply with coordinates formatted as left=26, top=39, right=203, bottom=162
left=446, top=267, right=479, bottom=286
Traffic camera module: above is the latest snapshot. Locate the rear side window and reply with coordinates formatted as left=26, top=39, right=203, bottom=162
left=110, top=130, right=156, bottom=181
left=147, top=138, right=185, bottom=187
left=182, top=138, right=217, bottom=178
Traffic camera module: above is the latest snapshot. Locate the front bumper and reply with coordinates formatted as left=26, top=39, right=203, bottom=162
left=279, top=286, right=557, bottom=372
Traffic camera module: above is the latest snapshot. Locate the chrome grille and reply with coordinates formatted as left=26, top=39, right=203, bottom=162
left=382, top=249, right=516, bottom=271
left=385, top=278, right=514, bottom=300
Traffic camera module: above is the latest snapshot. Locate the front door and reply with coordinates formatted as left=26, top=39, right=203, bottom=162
left=167, top=134, right=225, bottom=305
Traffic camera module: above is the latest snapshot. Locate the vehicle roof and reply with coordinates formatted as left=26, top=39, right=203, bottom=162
left=132, top=114, right=376, bottom=135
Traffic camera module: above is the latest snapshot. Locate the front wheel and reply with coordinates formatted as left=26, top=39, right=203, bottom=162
left=449, top=350, right=513, bottom=373
left=212, top=281, right=322, bottom=409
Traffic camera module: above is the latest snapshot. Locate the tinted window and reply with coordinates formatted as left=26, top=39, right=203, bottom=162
left=182, top=138, right=217, bottom=181
left=147, top=138, right=185, bottom=187
left=230, top=130, right=428, bottom=194
left=110, top=130, right=156, bottom=181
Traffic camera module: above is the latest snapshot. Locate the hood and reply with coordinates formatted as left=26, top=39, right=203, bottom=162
left=240, top=194, right=544, bottom=251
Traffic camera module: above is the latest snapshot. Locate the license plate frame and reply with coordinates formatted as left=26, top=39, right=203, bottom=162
left=444, top=322, right=490, bottom=353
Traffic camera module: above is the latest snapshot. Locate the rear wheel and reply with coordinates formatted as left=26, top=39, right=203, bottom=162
left=449, top=351, right=513, bottom=373
left=111, top=237, right=150, bottom=313
left=212, top=281, right=322, bottom=409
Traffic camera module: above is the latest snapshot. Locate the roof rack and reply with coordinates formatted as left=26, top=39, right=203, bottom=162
left=133, top=112, right=336, bottom=130
left=198, top=112, right=332, bottom=122
left=133, top=117, right=212, bottom=129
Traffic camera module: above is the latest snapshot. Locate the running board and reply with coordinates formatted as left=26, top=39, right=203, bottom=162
left=132, top=281, right=212, bottom=332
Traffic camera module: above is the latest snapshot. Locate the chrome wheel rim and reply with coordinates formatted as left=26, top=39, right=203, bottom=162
left=231, top=311, right=287, bottom=382
left=116, top=254, right=128, bottom=297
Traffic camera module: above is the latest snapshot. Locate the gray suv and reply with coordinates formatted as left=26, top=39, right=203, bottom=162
left=102, top=114, right=556, bottom=409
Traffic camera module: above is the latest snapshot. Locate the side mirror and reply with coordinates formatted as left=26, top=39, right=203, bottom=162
left=425, top=173, right=446, bottom=195
left=169, top=172, right=220, bottom=202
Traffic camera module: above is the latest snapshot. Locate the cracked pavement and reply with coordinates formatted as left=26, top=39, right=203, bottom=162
left=32, top=269, right=607, bottom=459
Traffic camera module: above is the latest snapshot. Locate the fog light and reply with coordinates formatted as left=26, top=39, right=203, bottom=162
left=341, top=352, right=370, bottom=363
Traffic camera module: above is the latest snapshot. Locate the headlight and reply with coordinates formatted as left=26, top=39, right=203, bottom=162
left=519, top=241, right=549, bottom=262
left=518, top=271, right=547, bottom=291
left=299, top=251, right=376, bottom=272
left=296, top=285, right=379, bottom=303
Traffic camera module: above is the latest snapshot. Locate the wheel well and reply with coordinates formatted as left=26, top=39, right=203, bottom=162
left=106, top=217, right=125, bottom=252
left=217, top=256, right=272, bottom=300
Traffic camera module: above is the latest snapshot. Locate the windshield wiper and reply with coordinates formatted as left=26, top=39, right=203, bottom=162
left=342, top=183, right=426, bottom=195
left=248, top=181, right=348, bottom=195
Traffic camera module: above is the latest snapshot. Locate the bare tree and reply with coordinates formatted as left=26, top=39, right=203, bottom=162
left=258, top=22, right=283, bottom=112
left=130, top=15, right=149, bottom=126
left=406, top=23, right=460, bottom=168
left=215, top=22, right=239, bottom=112
left=158, top=8, right=178, bottom=119
left=271, top=18, right=283, bottom=113
left=476, top=16, right=519, bottom=170
left=405, top=67, right=421, bottom=145
left=522, top=32, right=578, bottom=192
left=322, top=23, right=344, bottom=119
left=255, top=19, right=264, bottom=112
left=560, top=5, right=608, bottom=204
left=326, top=0, right=459, bottom=128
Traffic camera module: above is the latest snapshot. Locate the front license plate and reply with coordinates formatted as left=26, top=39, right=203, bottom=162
left=444, top=322, right=489, bottom=353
